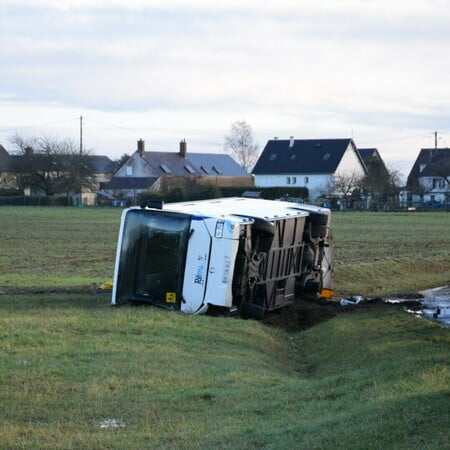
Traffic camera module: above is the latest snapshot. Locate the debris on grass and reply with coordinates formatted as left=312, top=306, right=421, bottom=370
left=100, top=280, right=113, bottom=291
left=98, top=418, right=125, bottom=429
left=340, top=295, right=364, bottom=306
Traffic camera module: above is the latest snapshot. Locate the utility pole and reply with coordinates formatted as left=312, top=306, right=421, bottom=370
left=80, top=115, right=83, bottom=156
left=435, top=130, right=438, bottom=151
left=79, top=115, right=83, bottom=206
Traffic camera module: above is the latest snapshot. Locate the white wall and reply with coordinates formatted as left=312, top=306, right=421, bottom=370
left=254, top=173, right=333, bottom=200
left=419, top=176, right=448, bottom=191
left=114, top=152, right=157, bottom=178
left=334, top=144, right=366, bottom=178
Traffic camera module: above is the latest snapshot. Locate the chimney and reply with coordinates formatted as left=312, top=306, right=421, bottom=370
left=179, top=139, right=187, bottom=158
left=25, top=146, right=34, bottom=156
left=137, top=139, right=145, bottom=157
left=289, top=136, right=295, bottom=148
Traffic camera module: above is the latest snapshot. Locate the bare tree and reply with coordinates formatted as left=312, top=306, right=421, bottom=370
left=362, top=158, right=401, bottom=206
left=113, top=153, right=131, bottom=172
left=9, top=133, right=94, bottom=199
left=224, top=120, right=259, bottom=172
left=333, top=171, right=363, bottom=208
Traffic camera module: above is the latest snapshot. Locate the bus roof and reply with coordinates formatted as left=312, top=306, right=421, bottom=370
left=142, top=197, right=330, bottom=221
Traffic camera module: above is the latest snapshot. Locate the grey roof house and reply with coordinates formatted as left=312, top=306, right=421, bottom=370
left=106, top=139, right=253, bottom=200
left=403, top=148, right=450, bottom=206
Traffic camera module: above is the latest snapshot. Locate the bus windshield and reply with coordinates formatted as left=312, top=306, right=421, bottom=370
left=114, top=209, right=191, bottom=308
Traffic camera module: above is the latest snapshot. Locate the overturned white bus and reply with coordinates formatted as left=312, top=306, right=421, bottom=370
left=112, top=197, right=333, bottom=319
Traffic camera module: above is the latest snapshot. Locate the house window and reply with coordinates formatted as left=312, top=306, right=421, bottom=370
left=323, top=153, right=330, bottom=160
left=304, top=176, right=309, bottom=185
left=126, top=166, right=133, bottom=176
left=433, top=178, right=444, bottom=189
left=287, top=177, right=291, bottom=185
left=290, top=154, right=296, bottom=160
left=269, top=153, right=277, bottom=161
left=201, top=165, right=210, bottom=174
left=292, top=176, right=296, bottom=184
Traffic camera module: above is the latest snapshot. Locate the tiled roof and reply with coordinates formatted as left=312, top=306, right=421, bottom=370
left=142, top=151, right=249, bottom=177
left=87, top=155, right=115, bottom=174
left=252, top=138, right=362, bottom=175
left=358, top=148, right=379, bottom=161
left=0, top=149, right=114, bottom=174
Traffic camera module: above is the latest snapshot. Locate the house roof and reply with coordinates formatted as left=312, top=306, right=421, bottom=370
left=358, top=147, right=389, bottom=175
left=0, top=145, right=9, bottom=171
left=252, top=138, right=364, bottom=175
left=407, top=148, right=450, bottom=186
left=142, top=151, right=249, bottom=177
left=359, top=148, right=380, bottom=161
left=87, top=155, right=115, bottom=174
left=0, top=148, right=114, bottom=175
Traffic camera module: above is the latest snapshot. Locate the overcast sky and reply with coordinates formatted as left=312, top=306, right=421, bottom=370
left=1, top=0, right=450, bottom=179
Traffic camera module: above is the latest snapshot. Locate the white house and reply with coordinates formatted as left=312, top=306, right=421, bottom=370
left=404, top=148, right=450, bottom=207
left=252, top=138, right=367, bottom=201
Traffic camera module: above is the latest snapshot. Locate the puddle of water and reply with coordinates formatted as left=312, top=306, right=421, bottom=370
left=402, top=286, right=450, bottom=327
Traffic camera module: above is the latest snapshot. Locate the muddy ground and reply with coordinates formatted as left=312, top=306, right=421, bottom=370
left=262, top=295, right=425, bottom=332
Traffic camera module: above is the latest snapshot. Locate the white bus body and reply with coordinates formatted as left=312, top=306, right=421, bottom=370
left=112, top=197, right=332, bottom=319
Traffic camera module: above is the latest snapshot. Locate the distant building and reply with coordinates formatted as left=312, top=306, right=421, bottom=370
left=106, top=139, right=253, bottom=201
left=252, top=138, right=367, bottom=201
left=0, top=145, right=115, bottom=205
left=358, top=148, right=385, bottom=166
left=402, top=148, right=450, bottom=207
left=0, top=144, right=17, bottom=190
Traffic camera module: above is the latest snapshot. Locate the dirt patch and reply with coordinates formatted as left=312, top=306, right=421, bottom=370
left=263, top=299, right=341, bottom=331
left=263, top=293, right=426, bottom=332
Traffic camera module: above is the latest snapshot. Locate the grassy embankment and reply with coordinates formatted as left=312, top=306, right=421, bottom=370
left=0, top=207, right=449, bottom=449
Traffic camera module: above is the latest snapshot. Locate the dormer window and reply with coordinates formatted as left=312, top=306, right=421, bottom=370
left=184, top=164, right=195, bottom=174
left=212, top=166, right=222, bottom=174
left=160, top=164, right=171, bottom=174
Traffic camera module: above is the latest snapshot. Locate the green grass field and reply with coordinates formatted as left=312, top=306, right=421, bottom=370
left=0, top=206, right=449, bottom=449
left=332, top=211, right=450, bottom=296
